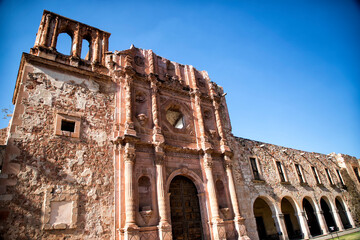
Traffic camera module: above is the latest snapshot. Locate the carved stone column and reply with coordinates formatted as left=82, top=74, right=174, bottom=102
left=331, top=210, right=344, bottom=231
left=209, top=83, right=229, bottom=152
left=123, top=142, right=139, bottom=240
left=155, top=149, right=172, bottom=240
left=224, top=155, right=250, bottom=240
left=150, top=77, right=164, bottom=143
left=191, top=89, right=211, bottom=149
left=272, top=214, right=288, bottom=240
left=203, top=152, right=226, bottom=240
left=295, top=211, right=311, bottom=239
left=124, top=69, right=136, bottom=136
left=315, top=210, right=329, bottom=235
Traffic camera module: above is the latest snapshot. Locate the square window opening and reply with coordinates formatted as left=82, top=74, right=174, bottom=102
left=61, top=120, right=75, bottom=132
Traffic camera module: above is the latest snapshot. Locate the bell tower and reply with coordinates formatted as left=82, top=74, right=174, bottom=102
left=31, top=10, right=110, bottom=67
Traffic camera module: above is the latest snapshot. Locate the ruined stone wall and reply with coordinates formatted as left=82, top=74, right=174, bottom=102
left=230, top=136, right=358, bottom=240
left=0, top=59, right=116, bottom=239
left=0, top=127, right=8, bottom=145
left=332, top=153, right=360, bottom=226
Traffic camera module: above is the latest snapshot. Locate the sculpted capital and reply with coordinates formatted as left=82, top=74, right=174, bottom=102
left=124, top=144, right=136, bottom=163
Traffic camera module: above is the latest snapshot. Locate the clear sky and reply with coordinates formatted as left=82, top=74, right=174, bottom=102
left=0, top=0, right=359, bottom=157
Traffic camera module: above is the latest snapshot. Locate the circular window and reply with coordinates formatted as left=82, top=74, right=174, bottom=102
left=166, top=108, right=184, bottom=129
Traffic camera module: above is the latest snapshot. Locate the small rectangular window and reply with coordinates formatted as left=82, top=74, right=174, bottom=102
left=276, top=161, right=286, bottom=182
left=354, top=167, right=360, bottom=183
left=250, top=158, right=261, bottom=180
left=326, top=168, right=334, bottom=185
left=61, top=120, right=75, bottom=132
left=295, top=164, right=305, bottom=183
left=336, top=169, right=345, bottom=186
left=312, top=166, right=321, bottom=184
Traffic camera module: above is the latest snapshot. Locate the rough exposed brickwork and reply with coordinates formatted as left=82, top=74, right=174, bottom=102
left=0, top=127, right=8, bottom=145
left=0, top=58, right=115, bottom=239
left=0, top=10, right=359, bottom=240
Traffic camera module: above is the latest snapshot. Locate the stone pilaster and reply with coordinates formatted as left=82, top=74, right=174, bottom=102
left=123, top=142, right=139, bottom=239
left=155, top=148, right=172, bottom=240
left=190, top=88, right=211, bottom=150
left=224, top=155, right=250, bottom=240
left=203, top=152, right=226, bottom=240
left=209, top=82, right=229, bottom=152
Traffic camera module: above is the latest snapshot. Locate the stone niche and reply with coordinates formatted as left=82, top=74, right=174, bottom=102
left=42, top=187, right=78, bottom=230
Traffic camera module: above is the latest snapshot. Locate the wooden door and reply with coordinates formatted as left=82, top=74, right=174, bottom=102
left=170, top=176, right=203, bottom=240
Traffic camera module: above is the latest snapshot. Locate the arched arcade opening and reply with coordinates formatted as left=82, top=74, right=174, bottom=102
left=253, top=197, right=280, bottom=240
left=335, top=197, right=352, bottom=229
left=320, top=197, right=337, bottom=232
left=302, top=198, right=321, bottom=237
left=281, top=197, right=302, bottom=239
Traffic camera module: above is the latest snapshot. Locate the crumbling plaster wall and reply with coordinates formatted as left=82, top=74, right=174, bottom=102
left=229, top=136, right=356, bottom=240
left=0, top=61, right=116, bottom=239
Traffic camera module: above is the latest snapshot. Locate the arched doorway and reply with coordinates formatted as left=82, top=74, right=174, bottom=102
left=302, top=198, right=321, bottom=237
left=320, top=198, right=337, bottom=232
left=335, top=198, right=351, bottom=229
left=281, top=198, right=301, bottom=239
left=253, top=197, right=279, bottom=240
left=169, top=176, right=203, bottom=240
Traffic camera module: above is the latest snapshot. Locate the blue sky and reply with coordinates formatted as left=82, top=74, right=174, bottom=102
left=0, top=0, right=359, bottom=157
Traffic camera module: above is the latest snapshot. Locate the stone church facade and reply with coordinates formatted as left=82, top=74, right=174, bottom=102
left=0, top=10, right=359, bottom=240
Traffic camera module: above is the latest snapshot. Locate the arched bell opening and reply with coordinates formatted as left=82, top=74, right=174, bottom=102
left=56, top=32, right=73, bottom=56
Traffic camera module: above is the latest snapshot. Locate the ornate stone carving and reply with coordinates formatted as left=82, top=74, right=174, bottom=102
left=203, top=110, right=212, bottom=119
left=223, top=161, right=232, bottom=170
left=139, top=208, right=153, bottom=224
left=209, top=129, right=217, bottom=139
left=197, top=78, right=206, bottom=88
left=220, top=207, right=231, bottom=219
left=135, top=92, right=146, bottom=103
left=134, top=55, right=145, bottom=67
left=136, top=114, right=147, bottom=126
left=124, top=144, right=136, bottom=163
left=204, top=152, right=213, bottom=169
